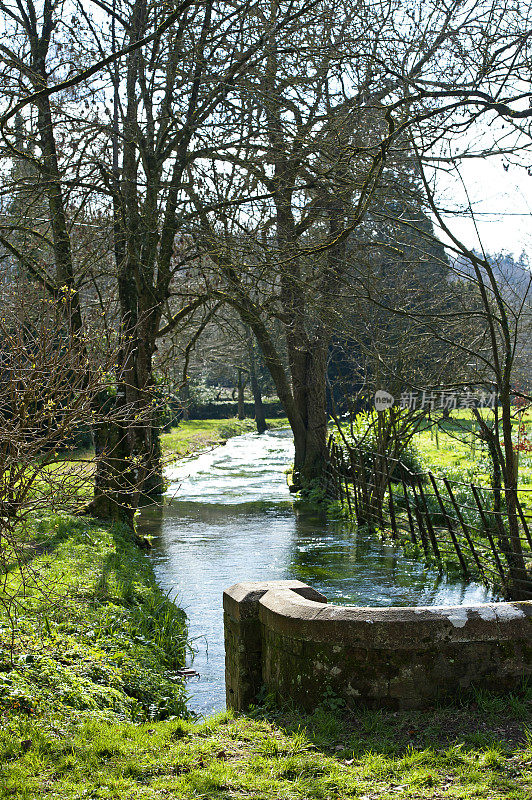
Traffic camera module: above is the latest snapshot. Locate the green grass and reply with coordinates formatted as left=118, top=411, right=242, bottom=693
left=411, top=414, right=532, bottom=515
left=161, top=417, right=289, bottom=460
left=29, top=449, right=96, bottom=506
left=334, top=410, right=532, bottom=580
left=0, top=515, right=189, bottom=725
left=1, top=698, right=531, bottom=798
left=338, top=409, right=532, bottom=507
left=413, top=419, right=532, bottom=489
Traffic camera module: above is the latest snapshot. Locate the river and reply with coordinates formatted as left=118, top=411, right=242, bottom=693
left=140, top=429, right=495, bottom=716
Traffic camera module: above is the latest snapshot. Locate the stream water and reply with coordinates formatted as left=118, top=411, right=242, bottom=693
left=140, top=429, right=495, bottom=716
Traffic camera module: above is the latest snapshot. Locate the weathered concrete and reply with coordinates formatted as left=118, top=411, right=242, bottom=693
left=223, top=581, right=327, bottom=710
left=223, top=581, right=532, bottom=711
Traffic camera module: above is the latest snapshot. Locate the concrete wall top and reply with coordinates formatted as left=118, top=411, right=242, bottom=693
left=258, top=586, right=532, bottom=647
left=224, top=581, right=532, bottom=711
left=223, top=580, right=327, bottom=621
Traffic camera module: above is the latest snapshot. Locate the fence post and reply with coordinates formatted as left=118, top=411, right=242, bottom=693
left=349, top=450, right=361, bottom=523
left=335, top=444, right=345, bottom=504
left=470, top=483, right=507, bottom=590
left=429, top=472, right=469, bottom=576
left=409, top=471, right=430, bottom=557
left=514, top=489, right=532, bottom=549
left=356, top=448, right=371, bottom=524
left=442, top=477, right=486, bottom=581
left=372, top=454, right=385, bottom=529
left=415, top=475, right=441, bottom=561
left=343, top=469, right=353, bottom=516
left=325, top=436, right=334, bottom=499
left=401, top=475, right=418, bottom=545
left=385, top=456, right=397, bottom=539
left=329, top=440, right=340, bottom=501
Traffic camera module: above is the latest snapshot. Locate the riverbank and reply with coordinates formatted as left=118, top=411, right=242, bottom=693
left=0, top=515, right=189, bottom=725
left=1, top=421, right=531, bottom=798
left=0, top=420, right=288, bottom=728
left=161, top=416, right=289, bottom=460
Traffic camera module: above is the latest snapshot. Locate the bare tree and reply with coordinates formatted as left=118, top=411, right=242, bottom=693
left=179, top=0, right=519, bottom=486
left=2, top=0, right=532, bottom=512
left=0, top=282, right=140, bottom=635
left=0, top=0, right=316, bottom=522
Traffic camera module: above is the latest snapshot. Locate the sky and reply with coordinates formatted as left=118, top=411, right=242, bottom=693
left=436, top=158, right=531, bottom=260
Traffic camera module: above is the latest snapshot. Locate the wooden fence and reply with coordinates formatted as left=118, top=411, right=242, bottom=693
left=324, top=436, right=532, bottom=600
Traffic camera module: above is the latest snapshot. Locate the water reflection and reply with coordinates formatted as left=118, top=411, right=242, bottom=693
left=141, top=429, right=495, bottom=716
left=290, top=508, right=473, bottom=607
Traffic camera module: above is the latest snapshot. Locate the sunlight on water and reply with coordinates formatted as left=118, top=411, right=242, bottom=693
left=141, top=429, right=496, bottom=716
left=164, top=431, right=294, bottom=504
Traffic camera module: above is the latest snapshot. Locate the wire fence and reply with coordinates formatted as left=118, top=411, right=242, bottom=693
left=324, top=435, right=532, bottom=600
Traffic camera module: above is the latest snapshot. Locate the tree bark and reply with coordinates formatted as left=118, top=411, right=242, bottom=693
left=500, top=389, right=529, bottom=597
left=292, top=338, right=329, bottom=486
left=89, top=413, right=136, bottom=527
left=237, top=369, right=246, bottom=420
left=246, top=328, right=267, bottom=434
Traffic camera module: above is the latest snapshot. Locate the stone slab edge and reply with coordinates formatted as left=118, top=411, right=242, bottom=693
left=258, top=589, right=532, bottom=647
left=223, top=580, right=327, bottom=621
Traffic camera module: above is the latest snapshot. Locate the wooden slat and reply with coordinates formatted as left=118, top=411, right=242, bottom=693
left=429, top=472, right=468, bottom=576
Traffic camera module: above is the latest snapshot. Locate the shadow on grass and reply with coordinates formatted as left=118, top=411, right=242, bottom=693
left=254, top=684, right=532, bottom=759
left=3, top=513, right=100, bottom=575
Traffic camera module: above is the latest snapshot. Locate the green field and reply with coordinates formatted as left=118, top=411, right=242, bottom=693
left=2, top=691, right=532, bottom=798
left=412, top=412, right=532, bottom=489
left=338, top=409, right=532, bottom=509
left=0, top=516, right=189, bottom=725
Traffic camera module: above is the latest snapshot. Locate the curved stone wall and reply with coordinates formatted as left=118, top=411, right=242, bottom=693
left=223, top=581, right=532, bottom=710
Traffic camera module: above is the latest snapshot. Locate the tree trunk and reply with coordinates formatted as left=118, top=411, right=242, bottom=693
left=89, top=289, right=163, bottom=522
left=291, top=339, right=328, bottom=487
left=246, top=329, right=267, bottom=434
left=179, top=382, right=191, bottom=421
left=34, top=78, right=84, bottom=337
left=89, top=410, right=136, bottom=527
left=141, top=420, right=164, bottom=499
left=89, top=362, right=163, bottom=521
left=225, top=290, right=329, bottom=492
left=500, top=390, right=529, bottom=598
left=237, top=369, right=246, bottom=420
left=127, top=308, right=164, bottom=502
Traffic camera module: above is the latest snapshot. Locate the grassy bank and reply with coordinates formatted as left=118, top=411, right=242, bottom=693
left=161, top=417, right=289, bottom=460
left=0, top=417, right=287, bottom=727
left=0, top=515, right=189, bottom=727
left=2, top=695, right=532, bottom=798
left=411, top=411, right=532, bottom=491
left=341, top=410, right=532, bottom=489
